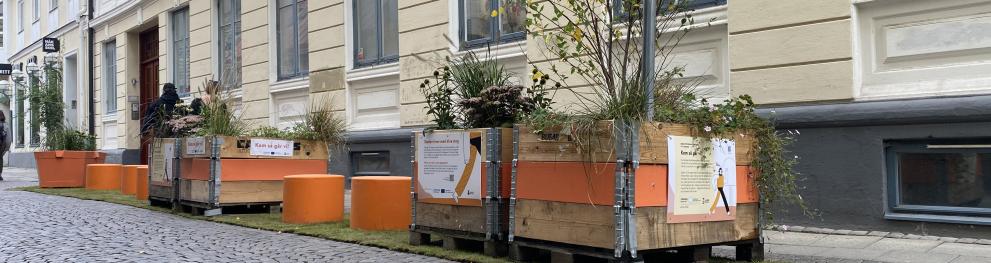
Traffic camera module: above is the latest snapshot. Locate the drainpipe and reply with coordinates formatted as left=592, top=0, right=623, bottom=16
left=86, top=0, right=96, bottom=135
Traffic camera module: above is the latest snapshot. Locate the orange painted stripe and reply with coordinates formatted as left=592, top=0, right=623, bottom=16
left=182, top=158, right=328, bottom=181
left=517, top=162, right=759, bottom=207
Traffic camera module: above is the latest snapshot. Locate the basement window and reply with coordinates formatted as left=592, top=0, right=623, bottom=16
left=351, top=151, right=391, bottom=176
left=885, top=139, right=991, bottom=223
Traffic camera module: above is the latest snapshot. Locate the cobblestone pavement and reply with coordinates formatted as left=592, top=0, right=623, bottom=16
left=0, top=168, right=450, bottom=263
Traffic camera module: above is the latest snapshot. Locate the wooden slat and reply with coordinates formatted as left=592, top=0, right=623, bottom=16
left=513, top=199, right=616, bottom=249
left=180, top=136, right=329, bottom=160
left=415, top=202, right=488, bottom=234
left=180, top=179, right=284, bottom=204
left=513, top=200, right=759, bottom=250
left=636, top=204, right=759, bottom=250
left=517, top=122, right=754, bottom=164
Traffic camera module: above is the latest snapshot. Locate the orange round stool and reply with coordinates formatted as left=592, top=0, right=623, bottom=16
left=282, top=174, right=345, bottom=224
left=135, top=166, right=150, bottom=200
left=349, top=176, right=411, bottom=231
left=121, top=165, right=141, bottom=195
left=85, top=164, right=123, bottom=191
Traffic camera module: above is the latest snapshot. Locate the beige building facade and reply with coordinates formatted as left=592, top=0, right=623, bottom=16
left=4, top=0, right=991, bottom=237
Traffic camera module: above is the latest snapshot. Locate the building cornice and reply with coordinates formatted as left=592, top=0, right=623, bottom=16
left=8, top=21, right=80, bottom=61
left=88, top=0, right=142, bottom=29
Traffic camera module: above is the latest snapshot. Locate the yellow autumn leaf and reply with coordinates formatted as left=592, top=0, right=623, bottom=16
left=572, top=28, right=584, bottom=42
left=491, top=10, right=499, bottom=17
left=499, top=6, right=505, bottom=15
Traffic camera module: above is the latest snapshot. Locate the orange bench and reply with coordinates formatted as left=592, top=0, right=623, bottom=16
left=121, top=165, right=142, bottom=196
left=349, top=176, right=411, bottom=231
left=85, top=164, right=123, bottom=191
left=282, top=174, right=345, bottom=224
left=135, top=166, right=149, bottom=200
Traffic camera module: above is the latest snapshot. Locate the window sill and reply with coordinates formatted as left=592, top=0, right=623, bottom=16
left=454, top=41, right=527, bottom=61
left=102, top=113, right=117, bottom=122
left=886, top=212, right=991, bottom=226
left=270, top=77, right=310, bottom=94
left=347, top=63, right=400, bottom=83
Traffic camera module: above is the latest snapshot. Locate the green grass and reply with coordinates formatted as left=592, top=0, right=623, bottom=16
left=13, top=186, right=508, bottom=263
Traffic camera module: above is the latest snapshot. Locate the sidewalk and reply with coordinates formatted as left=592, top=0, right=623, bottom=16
left=5, top=166, right=991, bottom=262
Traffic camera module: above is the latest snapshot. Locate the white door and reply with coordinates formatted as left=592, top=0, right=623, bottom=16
left=64, top=54, right=79, bottom=129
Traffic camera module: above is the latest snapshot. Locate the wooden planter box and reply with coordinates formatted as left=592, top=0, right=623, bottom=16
left=35, top=151, right=106, bottom=188
left=148, top=138, right=180, bottom=206
left=510, top=121, right=760, bottom=260
left=177, top=136, right=329, bottom=215
left=409, top=128, right=513, bottom=256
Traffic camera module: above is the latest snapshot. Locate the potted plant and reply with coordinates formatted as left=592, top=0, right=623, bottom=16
left=30, top=58, right=103, bottom=188
left=175, top=79, right=344, bottom=215
left=407, top=51, right=553, bottom=256
left=506, top=1, right=809, bottom=261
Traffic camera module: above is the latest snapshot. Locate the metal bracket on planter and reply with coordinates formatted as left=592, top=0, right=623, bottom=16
left=409, top=131, right=418, bottom=230
left=172, top=139, right=183, bottom=209
left=508, top=126, right=520, bottom=242
left=627, top=122, right=641, bottom=258
left=484, top=128, right=499, bottom=241
left=613, top=158, right=626, bottom=258
left=209, top=136, right=223, bottom=208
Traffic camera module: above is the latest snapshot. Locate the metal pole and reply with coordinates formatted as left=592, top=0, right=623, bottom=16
left=643, top=0, right=657, bottom=122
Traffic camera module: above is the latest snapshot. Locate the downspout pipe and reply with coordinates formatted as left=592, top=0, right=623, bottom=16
left=86, top=0, right=96, bottom=135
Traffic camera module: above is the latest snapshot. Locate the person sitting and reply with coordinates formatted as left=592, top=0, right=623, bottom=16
left=140, top=83, right=180, bottom=137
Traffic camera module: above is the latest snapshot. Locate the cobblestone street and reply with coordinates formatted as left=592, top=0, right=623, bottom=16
left=0, top=168, right=450, bottom=263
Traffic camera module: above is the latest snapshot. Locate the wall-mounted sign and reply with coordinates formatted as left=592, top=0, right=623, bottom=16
left=42, top=38, right=61, bottom=53
left=0, top=64, right=12, bottom=76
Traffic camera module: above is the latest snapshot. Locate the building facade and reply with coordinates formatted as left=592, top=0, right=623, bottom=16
left=3, top=0, right=991, bottom=238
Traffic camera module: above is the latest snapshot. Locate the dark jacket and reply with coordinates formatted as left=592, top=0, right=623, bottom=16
left=140, top=91, right=180, bottom=135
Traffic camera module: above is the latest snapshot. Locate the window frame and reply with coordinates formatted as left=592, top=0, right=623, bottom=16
left=885, top=139, right=991, bottom=219
left=275, top=0, right=309, bottom=80
left=50, top=0, right=57, bottom=11
left=33, top=0, right=40, bottom=21
left=18, top=0, right=25, bottom=32
left=350, top=151, right=392, bottom=176
left=104, top=40, right=117, bottom=114
left=458, top=0, right=526, bottom=50
left=217, top=0, right=242, bottom=88
left=28, top=72, right=40, bottom=147
left=611, top=0, right=727, bottom=20
left=14, top=83, right=24, bottom=148
left=352, top=0, right=399, bottom=69
left=171, top=7, right=190, bottom=96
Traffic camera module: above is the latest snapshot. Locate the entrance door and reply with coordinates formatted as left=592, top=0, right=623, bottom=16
left=139, top=28, right=160, bottom=165
left=64, top=54, right=78, bottom=129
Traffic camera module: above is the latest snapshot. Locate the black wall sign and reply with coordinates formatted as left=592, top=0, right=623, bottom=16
left=0, top=64, right=11, bottom=76
left=42, top=38, right=60, bottom=53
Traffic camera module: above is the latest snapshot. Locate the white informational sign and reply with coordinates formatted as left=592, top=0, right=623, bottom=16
left=163, top=142, right=175, bottom=181
left=185, top=137, right=206, bottom=155
left=249, top=139, right=295, bottom=157
left=667, top=135, right=737, bottom=223
left=416, top=130, right=483, bottom=206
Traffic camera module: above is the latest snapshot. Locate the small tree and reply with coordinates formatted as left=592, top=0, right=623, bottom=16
left=28, top=60, right=96, bottom=151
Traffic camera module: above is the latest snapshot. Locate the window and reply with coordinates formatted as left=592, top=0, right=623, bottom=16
left=104, top=41, right=117, bottom=114
left=886, top=139, right=991, bottom=220
left=460, top=0, right=525, bottom=49
left=15, top=85, right=24, bottom=148
left=276, top=0, right=308, bottom=79
left=218, top=0, right=241, bottom=88
left=29, top=72, right=39, bottom=147
left=33, top=0, right=39, bottom=20
left=172, top=8, right=190, bottom=95
left=50, top=0, right=57, bottom=11
left=353, top=0, right=398, bottom=68
left=612, top=0, right=727, bottom=19
left=351, top=151, right=391, bottom=176
left=18, top=0, right=24, bottom=31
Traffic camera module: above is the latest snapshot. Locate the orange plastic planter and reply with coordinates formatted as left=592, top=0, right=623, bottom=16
left=135, top=166, right=150, bottom=200
left=350, top=176, right=411, bottom=231
left=35, top=151, right=106, bottom=188
left=121, top=165, right=142, bottom=196
left=282, top=174, right=345, bottom=224
left=85, top=164, right=123, bottom=191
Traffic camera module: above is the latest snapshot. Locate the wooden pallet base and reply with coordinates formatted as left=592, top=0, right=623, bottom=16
left=179, top=201, right=281, bottom=216
left=409, top=226, right=507, bottom=257
left=148, top=196, right=176, bottom=210
left=509, top=237, right=764, bottom=263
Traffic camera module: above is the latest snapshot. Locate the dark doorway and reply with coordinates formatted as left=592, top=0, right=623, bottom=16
left=139, top=28, right=160, bottom=165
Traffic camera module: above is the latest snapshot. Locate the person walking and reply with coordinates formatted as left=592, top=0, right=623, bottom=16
left=0, top=111, right=11, bottom=181
left=140, top=83, right=181, bottom=137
